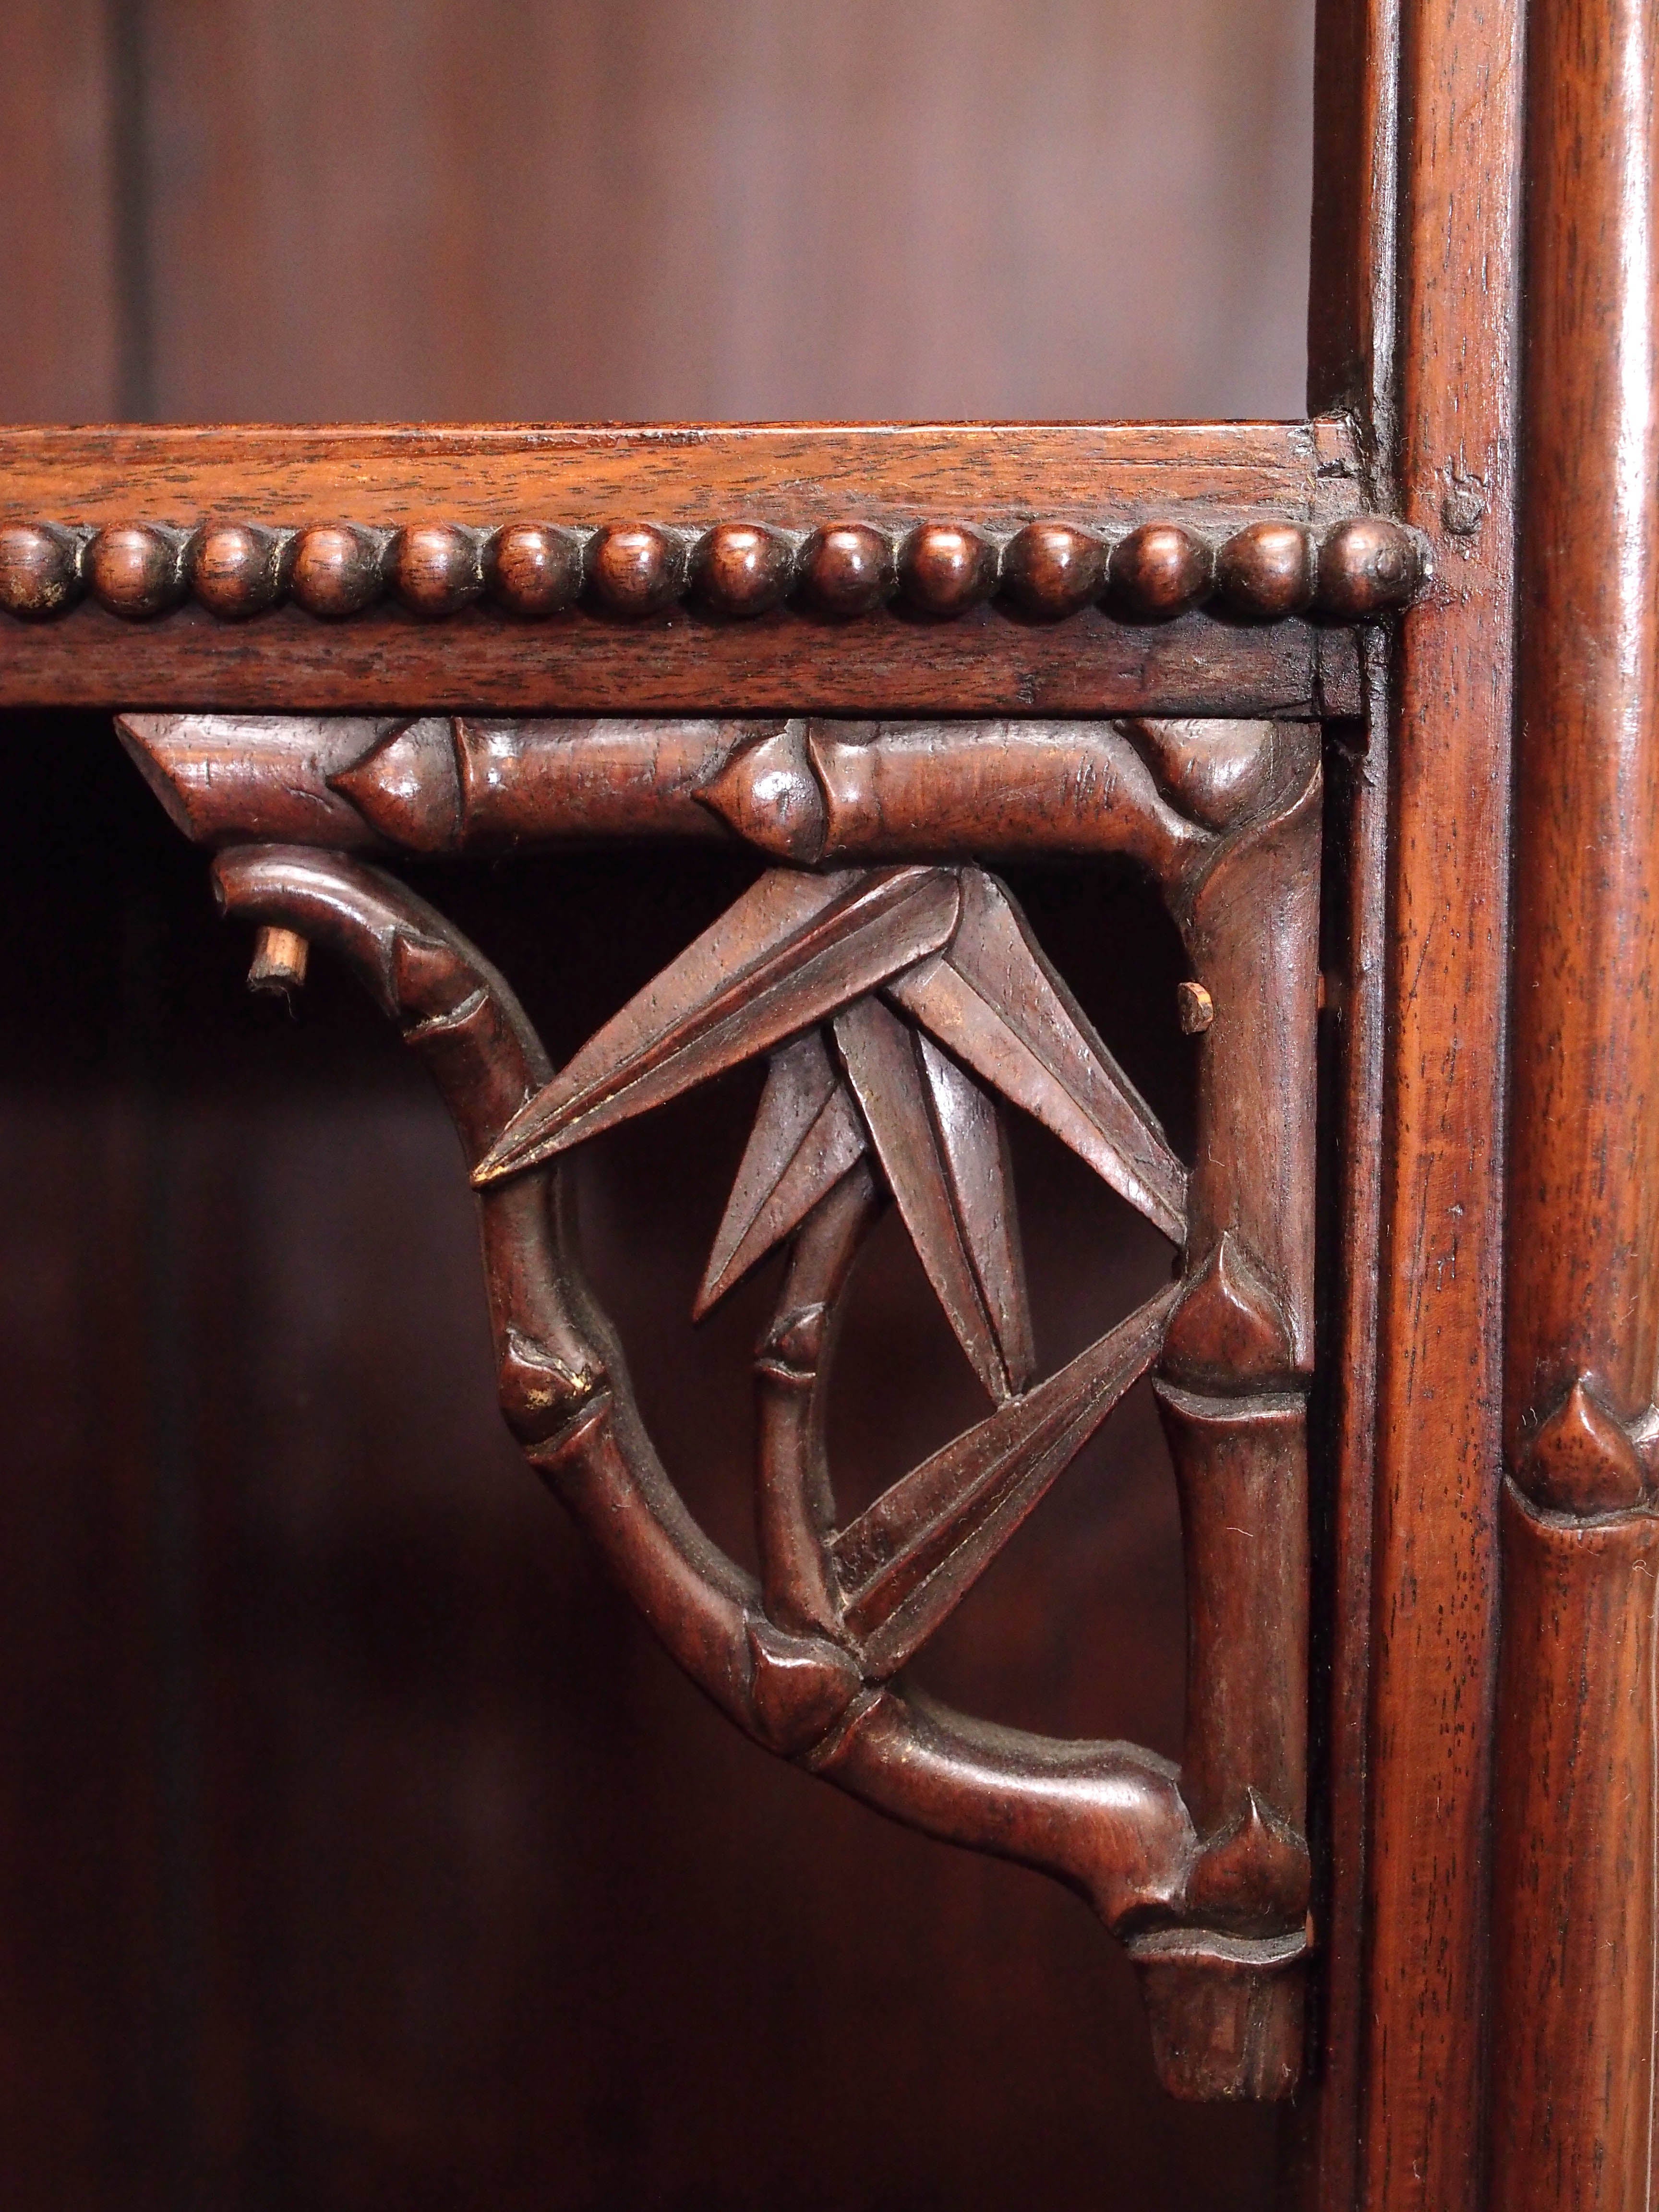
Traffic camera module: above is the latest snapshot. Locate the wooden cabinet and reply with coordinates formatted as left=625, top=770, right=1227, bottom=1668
left=0, top=1, right=1654, bottom=2204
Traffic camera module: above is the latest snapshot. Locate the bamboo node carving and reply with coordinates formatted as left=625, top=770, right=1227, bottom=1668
left=136, top=705, right=1321, bottom=2104
left=1518, top=1374, right=1651, bottom=1515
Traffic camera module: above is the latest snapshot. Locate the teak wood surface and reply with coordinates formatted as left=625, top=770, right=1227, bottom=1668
left=3, top=0, right=1657, bottom=2203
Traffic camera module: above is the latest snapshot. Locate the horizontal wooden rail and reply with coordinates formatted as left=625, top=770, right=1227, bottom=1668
left=0, top=419, right=1402, bottom=717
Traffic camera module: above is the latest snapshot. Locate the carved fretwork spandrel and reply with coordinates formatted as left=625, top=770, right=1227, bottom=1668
left=128, top=709, right=1320, bottom=2103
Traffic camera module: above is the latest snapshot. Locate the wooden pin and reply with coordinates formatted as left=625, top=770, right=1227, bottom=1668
left=1178, top=980, right=1215, bottom=1033
left=248, top=926, right=310, bottom=1000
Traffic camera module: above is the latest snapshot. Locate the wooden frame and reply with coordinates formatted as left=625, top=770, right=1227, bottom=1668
left=3, top=0, right=1656, bottom=2197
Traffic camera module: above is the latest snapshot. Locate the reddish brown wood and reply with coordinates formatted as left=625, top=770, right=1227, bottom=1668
left=1360, top=0, right=1525, bottom=2200
left=1001, top=522, right=1110, bottom=619
left=828, top=1292, right=1177, bottom=1670
left=0, top=417, right=1425, bottom=717
left=796, top=524, right=896, bottom=617
left=289, top=525, right=384, bottom=617
left=1213, top=523, right=1315, bottom=621
left=388, top=523, right=483, bottom=617
left=691, top=523, right=795, bottom=618
left=897, top=523, right=999, bottom=617
left=0, top=420, right=1354, bottom=527
left=7, top=596, right=1362, bottom=718
left=134, top=694, right=1322, bottom=2107
left=191, top=523, right=290, bottom=620
left=587, top=521, right=685, bottom=617
left=1109, top=524, right=1213, bottom=622
left=3, top=512, right=1423, bottom=634
left=1489, top=1496, right=1659, bottom=2210
left=0, top=522, right=85, bottom=617
left=482, top=521, right=583, bottom=614
left=1301, top=0, right=1400, bottom=2188
left=1488, top=0, right=1659, bottom=2198
left=86, top=524, right=186, bottom=620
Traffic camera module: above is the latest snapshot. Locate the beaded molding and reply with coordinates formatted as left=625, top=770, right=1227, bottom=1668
left=0, top=515, right=1423, bottom=627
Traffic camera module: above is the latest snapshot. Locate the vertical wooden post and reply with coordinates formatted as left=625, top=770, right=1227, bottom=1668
left=1490, top=0, right=1659, bottom=2201
left=1359, top=0, right=1525, bottom=2204
left=1305, top=0, right=1397, bottom=2193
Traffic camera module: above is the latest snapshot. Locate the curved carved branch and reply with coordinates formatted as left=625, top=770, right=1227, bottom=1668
left=209, top=844, right=1201, bottom=1948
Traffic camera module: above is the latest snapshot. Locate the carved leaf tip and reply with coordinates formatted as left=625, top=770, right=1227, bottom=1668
left=834, top=994, right=1034, bottom=1405
left=472, top=863, right=961, bottom=1185
left=887, top=866, right=1188, bottom=1244
left=694, top=1031, right=869, bottom=1318
left=832, top=1281, right=1179, bottom=1676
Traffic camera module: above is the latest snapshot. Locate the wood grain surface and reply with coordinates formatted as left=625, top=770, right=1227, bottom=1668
left=1489, top=0, right=1659, bottom=2197
left=0, top=419, right=1355, bottom=527
left=0, top=1, right=1335, bottom=2202
left=0, top=421, right=1373, bottom=715
left=0, top=599, right=1358, bottom=719
left=1299, top=3, right=1399, bottom=2188
left=1361, top=0, right=1524, bottom=2205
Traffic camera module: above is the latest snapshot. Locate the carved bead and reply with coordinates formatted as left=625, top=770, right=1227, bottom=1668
left=390, top=523, right=484, bottom=617
left=897, top=523, right=999, bottom=616
left=290, top=525, right=386, bottom=618
left=0, top=522, right=84, bottom=618
left=796, top=524, right=895, bottom=617
left=1316, top=515, right=1422, bottom=618
left=690, top=523, right=794, bottom=617
left=587, top=523, right=685, bottom=616
left=999, top=523, right=1107, bottom=619
left=87, top=524, right=188, bottom=619
left=1110, top=524, right=1214, bottom=620
left=484, top=524, right=583, bottom=615
left=191, top=523, right=290, bottom=619
left=1214, top=522, right=1316, bottom=620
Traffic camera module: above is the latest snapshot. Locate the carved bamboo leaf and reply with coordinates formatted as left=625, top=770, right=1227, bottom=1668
left=886, top=866, right=1188, bottom=1244
left=474, top=864, right=961, bottom=1183
left=833, top=1282, right=1180, bottom=1679
left=694, top=1031, right=869, bottom=1318
left=833, top=995, right=1034, bottom=1404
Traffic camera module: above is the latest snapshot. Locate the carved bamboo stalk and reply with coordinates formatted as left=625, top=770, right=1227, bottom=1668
left=1491, top=0, right=1659, bottom=2199
left=1137, top=723, right=1320, bottom=2098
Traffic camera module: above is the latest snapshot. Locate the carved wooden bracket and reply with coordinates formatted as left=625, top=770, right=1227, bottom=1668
left=122, top=709, right=1320, bottom=2102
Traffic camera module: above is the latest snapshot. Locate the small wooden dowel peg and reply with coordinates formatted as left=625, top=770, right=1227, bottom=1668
left=248, top=926, right=310, bottom=999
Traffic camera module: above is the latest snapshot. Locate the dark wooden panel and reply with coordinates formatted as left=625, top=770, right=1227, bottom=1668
left=0, top=1, right=122, bottom=421
left=132, top=0, right=1314, bottom=424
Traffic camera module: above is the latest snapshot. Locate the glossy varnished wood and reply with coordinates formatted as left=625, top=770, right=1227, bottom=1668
left=0, top=597, right=1362, bottom=719
left=0, top=422, right=1387, bottom=716
left=1361, top=0, right=1524, bottom=2203
left=0, top=420, right=1356, bottom=527
left=1489, top=0, right=1659, bottom=2197
left=124, top=710, right=1323, bottom=2104
left=1301, top=1, right=1400, bottom=2188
